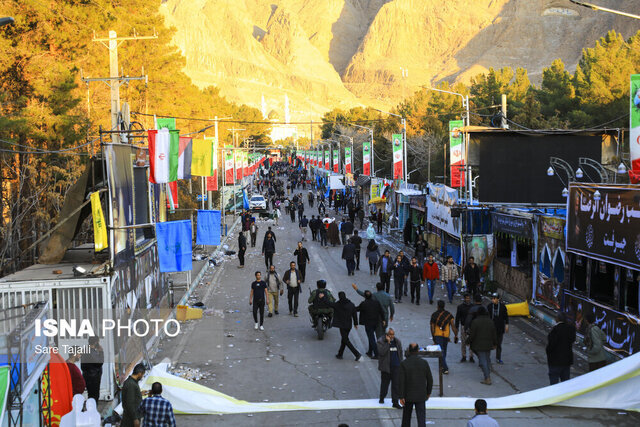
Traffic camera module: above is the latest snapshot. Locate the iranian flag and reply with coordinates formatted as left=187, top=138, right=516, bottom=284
left=166, top=181, right=179, bottom=209
left=224, top=148, right=234, bottom=184
left=148, top=128, right=179, bottom=184
left=449, top=120, right=465, bottom=187
left=325, top=150, right=330, bottom=170
left=243, top=151, right=249, bottom=177
left=344, top=147, right=352, bottom=174
left=177, top=137, right=192, bottom=180
left=363, top=141, right=371, bottom=176
left=392, top=133, right=403, bottom=180
left=333, top=150, right=339, bottom=173
left=206, top=137, right=218, bottom=191
left=235, top=151, right=243, bottom=181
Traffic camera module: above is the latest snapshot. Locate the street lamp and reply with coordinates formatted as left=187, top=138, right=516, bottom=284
left=562, top=188, right=569, bottom=198
left=593, top=190, right=602, bottom=201
left=576, top=168, right=584, bottom=179
left=617, top=162, right=627, bottom=174
left=375, top=109, right=407, bottom=183
left=547, top=166, right=555, bottom=176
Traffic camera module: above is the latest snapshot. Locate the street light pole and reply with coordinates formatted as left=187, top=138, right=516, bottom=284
left=569, top=0, right=640, bottom=20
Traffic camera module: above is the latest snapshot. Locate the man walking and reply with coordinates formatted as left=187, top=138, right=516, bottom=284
left=391, top=254, right=407, bottom=303
left=414, top=235, right=427, bottom=266
left=332, top=291, right=362, bottom=361
left=342, top=240, right=357, bottom=276
left=422, top=255, right=440, bottom=305
left=408, top=257, right=423, bottom=305
left=441, top=256, right=459, bottom=303
left=121, top=363, right=145, bottom=427
left=349, top=230, right=363, bottom=271
left=140, top=382, right=177, bottom=427
left=399, top=343, right=433, bottom=427
left=265, top=265, right=283, bottom=317
left=455, top=293, right=473, bottom=363
left=238, top=232, right=247, bottom=268
left=546, top=312, right=576, bottom=384
left=250, top=271, right=269, bottom=330
left=249, top=221, right=259, bottom=248
left=310, top=215, right=318, bottom=241
left=293, top=241, right=310, bottom=282
left=487, top=293, right=509, bottom=364
left=430, top=300, right=458, bottom=375
left=319, top=220, right=328, bottom=246
left=378, top=328, right=403, bottom=409
left=353, top=282, right=395, bottom=341
left=299, top=215, right=309, bottom=241
left=468, top=307, right=497, bottom=385
left=81, top=336, right=104, bottom=402
left=377, top=250, right=393, bottom=293
left=283, top=262, right=301, bottom=316
left=464, top=256, right=481, bottom=297
left=398, top=251, right=411, bottom=297
left=357, top=290, right=386, bottom=359
left=261, top=233, right=276, bottom=269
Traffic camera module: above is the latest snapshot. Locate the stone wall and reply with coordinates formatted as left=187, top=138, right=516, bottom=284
left=493, top=259, right=532, bottom=300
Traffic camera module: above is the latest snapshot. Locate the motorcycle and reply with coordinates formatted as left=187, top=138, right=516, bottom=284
left=309, top=287, right=332, bottom=340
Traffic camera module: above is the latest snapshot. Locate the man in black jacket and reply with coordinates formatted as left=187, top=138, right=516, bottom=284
left=408, top=257, right=423, bottom=305
left=546, top=312, right=576, bottom=384
left=238, top=232, right=247, bottom=268
left=332, top=291, right=361, bottom=361
left=357, top=290, right=385, bottom=359
left=341, top=218, right=354, bottom=245
left=293, top=241, right=310, bottom=282
left=399, top=343, right=433, bottom=427
left=349, top=230, right=363, bottom=271
left=81, top=336, right=104, bottom=401
left=391, top=254, right=407, bottom=303
left=377, top=328, right=403, bottom=408
left=398, top=251, right=411, bottom=297
left=487, top=293, right=509, bottom=364
left=377, top=250, right=393, bottom=293
left=261, top=233, right=276, bottom=269
left=283, top=262, right=301, bottom=316
left=342, top=241, right=357, bottom=276
left=309, top=215, right=319, bottom=241
left=463, top=256, right=481, bottom=297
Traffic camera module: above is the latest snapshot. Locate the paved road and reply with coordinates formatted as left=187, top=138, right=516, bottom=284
left=152, top=187, right=639, bottom=426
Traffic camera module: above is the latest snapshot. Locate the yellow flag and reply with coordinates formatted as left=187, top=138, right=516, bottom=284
left=191, top=138, right=213, bottom=176
left=90, top=192, right=108, bottom=251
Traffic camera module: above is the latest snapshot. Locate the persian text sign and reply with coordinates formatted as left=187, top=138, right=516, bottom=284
left=566, top=183, right=640, bottom=270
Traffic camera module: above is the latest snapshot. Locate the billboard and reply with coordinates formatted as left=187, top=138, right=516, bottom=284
left=476, top=133, right=602, bottom=204
left=566, top=183, right=640, bottom=271
left=426, top=183, right=461, bottom=237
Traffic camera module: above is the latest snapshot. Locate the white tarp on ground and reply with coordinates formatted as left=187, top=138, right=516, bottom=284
left=141, top=353, right=640, bottom=415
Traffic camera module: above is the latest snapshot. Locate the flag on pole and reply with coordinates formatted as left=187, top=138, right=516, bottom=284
left=191, top=138, right=214, bottom=176
left=177, top=137, right=192, bottom=179
left=206, top=137, right=218, bottom=191
left=196, top=210, right=221, bottom=246
left=148, top=128, right=179, bottom=183
left=344, top=147, right=352, bottom=174
left=630, top=74, right=640, bottom=183
left=449, top=120, right=465, bottom=187
left=157, top=117, right=176, bottom=130
left=156, top=220, right=192, bottom=272
left=392, top=133, right=403, bottom=180
left=243, top=151, right=249, bottom=177
left=224, top=147, right=234, bottom=184
left=363, top=141, right=371, bottom=176
left=333, top=150, right=339, bottom=173
left=166, top=181, right=179, bottom=209
left=90, top=191, right=108, bottom=252
left=235, top=150, right=243, bottom=181
left=325, top=150, right=330, bottom=170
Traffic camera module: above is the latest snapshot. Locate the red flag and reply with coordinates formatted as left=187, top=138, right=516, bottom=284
left=166, top=181, right=179, bottom=208
left=206, top=171, right=218, bottom=191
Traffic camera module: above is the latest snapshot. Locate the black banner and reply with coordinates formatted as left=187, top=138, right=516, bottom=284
left=492, top=213, right=532, bottom=238
left=567, top=183, right=640, bottom=271
left=563, top=290, right=639, bottom=356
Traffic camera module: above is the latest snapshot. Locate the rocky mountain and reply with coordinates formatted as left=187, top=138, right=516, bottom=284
left=160, top=0, right=638, bottom=121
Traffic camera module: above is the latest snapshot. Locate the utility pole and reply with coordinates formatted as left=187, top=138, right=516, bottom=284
left=501, top=94, right=508, bottom=129
left=88, top=30, right=157, bottom=143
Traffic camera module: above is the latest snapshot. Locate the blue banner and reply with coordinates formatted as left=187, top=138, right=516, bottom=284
left=156, top=220, right=192, bottom=272
left=196, top=210, right=221, bottom=246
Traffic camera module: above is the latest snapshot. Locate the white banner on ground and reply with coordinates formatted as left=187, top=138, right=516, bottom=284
left=135, top=354, right=640, bottom=415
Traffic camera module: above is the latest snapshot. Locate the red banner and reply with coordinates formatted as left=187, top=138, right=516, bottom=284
left=450, top=163, right=465, bottom=187
left=363, top=162, right=370, bottom=176
left=206, top=170, right=218, bottom=191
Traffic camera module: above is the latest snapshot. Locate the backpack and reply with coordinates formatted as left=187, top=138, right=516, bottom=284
left=313, top=289, right=330, bottom=309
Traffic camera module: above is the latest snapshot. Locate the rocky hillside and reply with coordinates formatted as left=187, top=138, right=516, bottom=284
left=160, top=0, right=638, bottom=119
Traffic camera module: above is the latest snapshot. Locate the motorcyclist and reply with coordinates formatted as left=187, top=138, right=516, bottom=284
left=308, top=279, right=335, bottom=327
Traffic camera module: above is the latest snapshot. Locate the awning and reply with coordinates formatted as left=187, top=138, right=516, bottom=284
left=368, top=197, right=387, bottom=204
left=396, top=188, right=423, bottom=196
left=356, top=175, right=371, bottom=187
